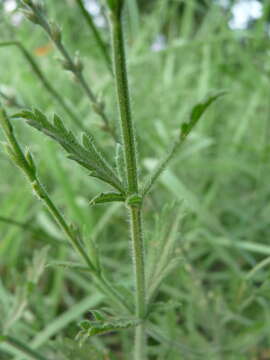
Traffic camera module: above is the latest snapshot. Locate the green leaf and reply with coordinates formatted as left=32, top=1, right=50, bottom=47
left=13, top=109, right=124, bottom=192
left=89, top=192, right=125, bottom=206
left=181, top=91, right=226, bottom=138
left=76, top=316, right=140, bottom=344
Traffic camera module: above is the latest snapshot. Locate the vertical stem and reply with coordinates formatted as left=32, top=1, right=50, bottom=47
left=110, top=9, right=138, bottom=195
left=129, top=207, right=145, bottom=319
left=109, top=4, right=146, bottom=359
left=129, top=206, right=146, bottom=359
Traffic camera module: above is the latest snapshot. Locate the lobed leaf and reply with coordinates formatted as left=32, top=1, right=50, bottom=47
left=181, top=91, right=226, bottom=138
left=76, top=316, right=140, bottom=344
left=89, top=192, right=125, bottom=206
left=13, top=109, right=124, bottom=192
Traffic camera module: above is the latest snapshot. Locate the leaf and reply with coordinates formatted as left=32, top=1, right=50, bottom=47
left=76, top=317, right=140, bottom=344
left=181, top=91, right=226, bottom=138
left=13, top=109, right=124, bottom=192
left=89, top=192, right=125, bottom=206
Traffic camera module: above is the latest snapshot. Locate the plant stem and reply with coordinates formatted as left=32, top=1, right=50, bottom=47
left=129, top=206, right=147, bottom=359
left=110, top=10, right=138, bottom=195
left=109, top=6, right=147, bottom=359
left=129, top=207, right=146, bottom=319
left=0, top=41, right=83, bottom=130
left=51, top=38, right=116, bottom=141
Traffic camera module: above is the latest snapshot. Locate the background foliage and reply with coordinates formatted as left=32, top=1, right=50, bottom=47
left=0, top=0, right=270, bottom=359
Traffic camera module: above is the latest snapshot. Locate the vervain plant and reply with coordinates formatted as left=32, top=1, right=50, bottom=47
left=0, top=1, right=225, bottom=359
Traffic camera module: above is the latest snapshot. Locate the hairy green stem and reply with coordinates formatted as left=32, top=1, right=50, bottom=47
left=110, top=10, right=138, bottom=195
left=109, top=6, right=147, bottom=359
left=129, top=206, right=147, bottom=359
left=129, top=206, right=146, bottom=319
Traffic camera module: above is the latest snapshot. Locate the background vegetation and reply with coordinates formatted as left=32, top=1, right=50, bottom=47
left=0, top=0, right=270, bottom=359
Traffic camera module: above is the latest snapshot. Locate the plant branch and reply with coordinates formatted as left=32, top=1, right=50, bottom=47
left=142, top=138, right=184, bottom=197
left=0, top=41, right=83, bottom=129
left=21, top=2, right=116, bottom=140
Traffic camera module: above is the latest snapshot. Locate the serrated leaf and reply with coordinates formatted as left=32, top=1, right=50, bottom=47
left=181, top=91, right=226, bottom=137
left=77, top=317, right=140, bottom=343
left=13, top=109, right=124, bottom=192
left=89, top=192, right=125, bottom=206
left=53, top=113, right=66, bottom=132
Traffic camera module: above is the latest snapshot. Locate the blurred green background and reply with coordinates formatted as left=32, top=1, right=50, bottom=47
left=0, top=0, right=270, bottom=359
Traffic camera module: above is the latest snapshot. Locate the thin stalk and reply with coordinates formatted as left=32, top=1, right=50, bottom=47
left=76, top=0, right=112, bottom=73
left=109, top=5, right=147, bottom=359
left=54, top=39, right=116, bottom=140
left=129, top=206, right=147, bottom=359
left=142, top=139, right=182, bottom=197
left=0, top=41, right=83, bottom=129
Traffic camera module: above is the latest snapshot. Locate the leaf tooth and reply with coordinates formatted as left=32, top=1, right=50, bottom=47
left=53, top=113, right=66, bottom=132
left=33, top=108, right=48, bottom=127
left=82, top=132, right=94, bottom=151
